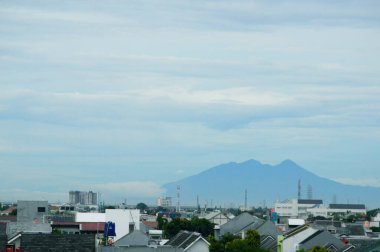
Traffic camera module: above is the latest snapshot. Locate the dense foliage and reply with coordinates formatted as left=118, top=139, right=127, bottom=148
left=209, top=229, right=270, bottom=252
left=161, top=216, right=215, bottom=238
left=297, top=246, right=329, bottom=252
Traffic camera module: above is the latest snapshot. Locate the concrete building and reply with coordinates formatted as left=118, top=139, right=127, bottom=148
left=76, top=209, right=140, bottom=242
left=69, top=191, right=97, bottom=205
left=157, top=197, right=172, bottom=208
left=16, top=200, right=48, bottom=223
left=306, top=204, right=366, bottom=218
left=275, top=199, right=323, bottom=220
left=6, top=201, right=52, bottom=250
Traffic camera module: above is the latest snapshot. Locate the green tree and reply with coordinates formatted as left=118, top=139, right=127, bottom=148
left=190, top=216, right=215, bottom=237
left=165, top=218, right=191, bottom=238
left=163, top=216, right=214, bottom=238
left=9, top=209, right=17, bottom=216
left=136, top=202, right=148, bottom=212
left=226, top=239, right=254, bottom=252
left=156, top=214, right=168, bottom=230
left=307, top=246, right=329, bottom=252
left=245, top=229, right=260, bottom=248
left=209, top=233, right=238, bottom=252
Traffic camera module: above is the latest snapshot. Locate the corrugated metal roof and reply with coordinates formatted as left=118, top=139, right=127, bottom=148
left=329, top=204, right=365, bottom=210
left=298, top=199, right=323, bottom=204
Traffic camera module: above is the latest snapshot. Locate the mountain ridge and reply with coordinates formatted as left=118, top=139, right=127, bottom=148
left=162, top=159, right=380, bottom=208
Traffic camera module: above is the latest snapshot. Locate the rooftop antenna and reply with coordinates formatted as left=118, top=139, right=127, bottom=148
left=176, top=185, right=181, bottom=212
left=197, top=194, right=200, bottom=213
left=298, top=179, right=301, bottom=199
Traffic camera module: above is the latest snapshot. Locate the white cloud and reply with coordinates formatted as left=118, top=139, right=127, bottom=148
left=333, top=178, right=380, bottom=188
left=0, top=188, right=66, bottom=202
left=93, top=181, right=165, bottom=198
left=0, top=0, right=379, bottom=204
left=0, top=7, right=124, bottom=25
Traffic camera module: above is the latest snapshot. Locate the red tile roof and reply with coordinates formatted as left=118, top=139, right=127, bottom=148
left=0, top=206, right=17, bottom=215
left=143, top=221, right=158, bottom=229
left=0, top=215, right=17, bottom=222
left=81, top=222, right=105, bottom=232
left=51, top=221, right=105, bottom=232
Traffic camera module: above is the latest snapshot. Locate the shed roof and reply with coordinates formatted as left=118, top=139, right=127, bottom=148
left=298, top=199, right=323, bottom=204
left=329, top=204, right=365, bottom=210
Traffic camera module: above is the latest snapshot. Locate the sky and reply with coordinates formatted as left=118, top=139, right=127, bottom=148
left=0, top=0, right=380, bottom=204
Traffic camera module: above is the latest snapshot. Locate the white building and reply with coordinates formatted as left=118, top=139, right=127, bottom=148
left=157, top=196, right=172, bottom=208
left=275, top=199, right=323, bottom=220
left=328, top=204, right=366, bottom=215
left=282, top=226, right=317, bottom=252
left=288, top=204, right=367, bottom=218
left=307, top=204, right=366, bottom=218
left=75, top=209, right=140, bottom=242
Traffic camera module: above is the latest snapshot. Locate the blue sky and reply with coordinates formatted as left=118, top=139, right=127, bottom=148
left=1, top=0, right=380, bottom=203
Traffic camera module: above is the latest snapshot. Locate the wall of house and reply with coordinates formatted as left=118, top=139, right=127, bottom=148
left=185, top=239, right=209, bottom=252
left=20, top=233, right=95, bottom=252
left=17, top=200, right=48, bottom=223
left=7, top=222, right=52, bottom=238
left=105, top=209, right=140, bottom=242
left=76, top=212, right=106, bottom=222
left=282, top=228, right=317, bottom=252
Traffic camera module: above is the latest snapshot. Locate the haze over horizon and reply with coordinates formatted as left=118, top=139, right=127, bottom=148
left=1, top=0, right=379, bottom=203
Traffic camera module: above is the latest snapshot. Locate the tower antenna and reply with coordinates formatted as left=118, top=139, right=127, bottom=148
left=298, top=179, right=301, bottom=199
left=176, top=185, right=181, bottom=212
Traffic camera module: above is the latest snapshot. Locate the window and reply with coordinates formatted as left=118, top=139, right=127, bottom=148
left=38, top=207, right=46, bottom=212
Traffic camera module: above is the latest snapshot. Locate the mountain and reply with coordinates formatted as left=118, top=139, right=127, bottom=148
left=162, top=159, right=380, bottom=208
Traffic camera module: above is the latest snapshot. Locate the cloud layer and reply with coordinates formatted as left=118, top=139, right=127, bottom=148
left=0, top=0, right=379, bottom=203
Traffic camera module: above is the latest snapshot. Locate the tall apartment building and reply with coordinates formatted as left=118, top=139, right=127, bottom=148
left=157, top=196, right=172, bottom=208
left=69, top=191, right=97, bottom=205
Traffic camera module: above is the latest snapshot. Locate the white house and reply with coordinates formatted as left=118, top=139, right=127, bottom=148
left=75, top=209, right=140, bottom=242
left=282, top=226, right=319, bottom=252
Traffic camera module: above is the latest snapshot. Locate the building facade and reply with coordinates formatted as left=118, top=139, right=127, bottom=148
left=69, top=191, right=97, bottom=205
left=157, top=197, right=172, bottom=208
left=275, top=199, right=323, bottom=220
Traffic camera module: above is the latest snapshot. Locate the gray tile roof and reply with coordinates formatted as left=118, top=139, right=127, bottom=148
left=0, top=223, right=6, bottom=236
left=314, top=220, right=342, bottom=228
left=219, top=212, right=264, bottom=236
left=345, top=224, right=366, bottom=236
left=166, top=231, right=205, bottom=249
left=299, top=230, right=324, bottom=244
left=298, top=230, right=346, bottom=251
left=114, top=230, right=150, bottom=247
left=260, top=235, right=277, bottom=251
